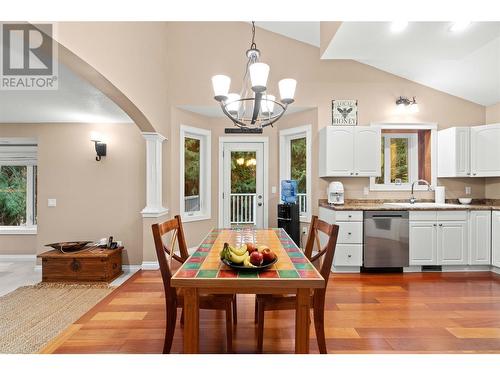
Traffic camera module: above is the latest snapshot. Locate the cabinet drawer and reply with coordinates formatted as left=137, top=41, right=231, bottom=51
left=409, top=211, right=437, bottom=221
left=437, top=211, right=468, bottom=221
left=335, top=211, right=363, bottom=222
left=337, top=222, right=363, bottom=244
left=333, top=244, right=362, bottom=267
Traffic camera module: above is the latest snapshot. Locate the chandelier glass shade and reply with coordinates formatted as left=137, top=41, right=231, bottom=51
left=211, top=22, right=297, bottom=129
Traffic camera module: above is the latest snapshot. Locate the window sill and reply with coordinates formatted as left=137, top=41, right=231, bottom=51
left=0, top=226, right=37, bottom=235
left=181, top=214, right=211, bottom=223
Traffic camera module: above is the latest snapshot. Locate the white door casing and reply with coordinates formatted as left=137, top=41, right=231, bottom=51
left=218, top=137, right=268, bottom=229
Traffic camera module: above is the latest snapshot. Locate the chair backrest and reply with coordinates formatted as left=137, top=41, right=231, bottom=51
left=304, top=215, right=339, bottom=288
left=151, top=215, right=190, bottom=300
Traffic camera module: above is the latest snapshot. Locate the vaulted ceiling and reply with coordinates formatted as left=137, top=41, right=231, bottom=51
left=257, top=21, right=500, bottom=106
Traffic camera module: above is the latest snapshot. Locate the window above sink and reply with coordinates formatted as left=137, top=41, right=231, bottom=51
left=370, top=123, right=437, bottom=192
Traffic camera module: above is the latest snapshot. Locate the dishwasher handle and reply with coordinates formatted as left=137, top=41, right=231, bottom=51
left=364, top=211, right=409, bottom=219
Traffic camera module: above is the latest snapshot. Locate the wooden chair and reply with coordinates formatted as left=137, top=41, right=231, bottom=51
left=152, top=215, right=236, bottom=353
left=255, top=215, right=339, bottom=353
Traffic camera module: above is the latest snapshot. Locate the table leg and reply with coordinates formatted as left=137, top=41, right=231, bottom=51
left=183, top=287, right=199, bottom=353
left=295, top=288, right=310, bottom=354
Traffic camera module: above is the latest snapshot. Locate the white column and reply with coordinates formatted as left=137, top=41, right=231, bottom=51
left=141, top=132, right=169, bottom=217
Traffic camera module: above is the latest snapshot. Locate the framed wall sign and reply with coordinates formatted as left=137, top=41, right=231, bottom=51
left=332, top=99, right=358, bottom=125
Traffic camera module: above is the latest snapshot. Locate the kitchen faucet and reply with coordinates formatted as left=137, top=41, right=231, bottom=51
left=409, top=179, right=433, bottom=204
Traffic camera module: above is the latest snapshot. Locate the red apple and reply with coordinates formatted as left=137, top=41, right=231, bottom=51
left=261, top=248, right=277, bottom=264
left=257, top=245, right=270, bottom=253
left=249, top=251, right=263, bottom=266
left=246, top=242, right=258, bottom=253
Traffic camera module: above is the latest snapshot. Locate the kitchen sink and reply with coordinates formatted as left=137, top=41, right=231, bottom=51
left=383, top=202, right=468, bottom=209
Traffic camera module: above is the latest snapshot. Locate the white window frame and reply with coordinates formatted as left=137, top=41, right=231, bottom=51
left=369, top=123, right=438, bottom=191
left=0, top=138, right=38, bottom=235
left=279, top=125, right=312, bottom=223
left=179, top=125, right=211, bottom=222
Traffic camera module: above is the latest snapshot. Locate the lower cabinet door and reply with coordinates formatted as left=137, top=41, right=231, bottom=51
left=493, top=211, right=500, bottom=268
left=469, top=211, right=492, bottom=265
left=438, top=221, right=468, bottom=265
left=409, top=222, right=437, bottom=265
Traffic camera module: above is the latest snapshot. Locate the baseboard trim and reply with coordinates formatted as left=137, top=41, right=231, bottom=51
left=141, top=261, right=159, bottom=270
left=0, top=254, right=36, bottom=261
left=331, top=266, right=360, bottom=273
left=490, top=266, right=500, bottom=275
left=403, top=266, right=422, bottom=273
left=441, top=265, right=491, bottom=272
left=122, top=265, right=141, bottom=272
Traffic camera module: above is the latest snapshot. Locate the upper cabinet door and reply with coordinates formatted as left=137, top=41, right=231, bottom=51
left=455, top=127, right=470, bottom=177
left=470, top=124, right=500, bottom=177
left=354, top=127, right=381, bottom=176
left=320, top=127, right=355, bottom=177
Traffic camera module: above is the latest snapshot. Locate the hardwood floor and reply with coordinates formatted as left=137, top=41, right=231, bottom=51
left=41, top=270, right=500, bottom=354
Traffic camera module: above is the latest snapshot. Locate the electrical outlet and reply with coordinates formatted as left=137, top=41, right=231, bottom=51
left=363, top=186, right=369, bottom=196
left=48, top=198, right=57, bottom=207
left=271, top=186, right=276, bottom=194
left=465, top=186, right=471, bottom=195
left=302, top=226, right=308, bottom=235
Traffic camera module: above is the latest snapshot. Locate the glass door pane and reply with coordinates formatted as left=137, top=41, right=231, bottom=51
left=230, top=151, right=257, bottom=226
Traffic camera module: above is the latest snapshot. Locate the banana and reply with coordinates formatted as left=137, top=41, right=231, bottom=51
left=229, top=244, right=247, bottom=256
left=243, top=254, right=257, bottom=268
left=226, top=250, right=248, bottom=264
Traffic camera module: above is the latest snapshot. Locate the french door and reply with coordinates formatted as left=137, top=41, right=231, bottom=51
left=221, top=141, right=266, bottom=228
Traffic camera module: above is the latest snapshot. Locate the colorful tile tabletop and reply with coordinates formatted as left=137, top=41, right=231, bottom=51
left=172, top=228, right=324, bottom=283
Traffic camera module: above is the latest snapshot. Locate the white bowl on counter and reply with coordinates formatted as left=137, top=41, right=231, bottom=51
left=458, top=198, right=472, bottom=205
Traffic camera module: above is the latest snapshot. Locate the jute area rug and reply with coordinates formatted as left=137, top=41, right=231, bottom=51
left=0, top=282, right=114, bottom=353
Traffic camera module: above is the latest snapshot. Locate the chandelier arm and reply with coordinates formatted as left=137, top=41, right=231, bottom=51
left=262, top=103, right=288, bottom=128
left=219, top=102, right=249, bottom=128
left=251, top=92, right=262, bottom=125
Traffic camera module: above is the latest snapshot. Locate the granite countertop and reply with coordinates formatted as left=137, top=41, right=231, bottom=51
left=319, top=199, right=500, bottom=211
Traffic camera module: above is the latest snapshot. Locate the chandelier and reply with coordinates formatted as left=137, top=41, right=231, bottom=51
left=211, top=22, right=297, bottom=129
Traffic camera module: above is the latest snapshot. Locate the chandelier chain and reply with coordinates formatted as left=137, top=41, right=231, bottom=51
left=250, top=21, right=257, bottom=50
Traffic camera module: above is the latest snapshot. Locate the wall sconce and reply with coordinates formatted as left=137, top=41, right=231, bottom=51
left=90, top=132, right=107, bottom=161
left=396, top=96, right=419, bottom=113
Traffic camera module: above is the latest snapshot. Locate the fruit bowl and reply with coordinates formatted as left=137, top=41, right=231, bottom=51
left=221, top=257, right=278, bottom=271
left=219, top=242, right=278, bottom=271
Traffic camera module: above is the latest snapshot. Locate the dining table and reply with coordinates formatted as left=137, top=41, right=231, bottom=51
left=170, top=227, right=325, bottom=353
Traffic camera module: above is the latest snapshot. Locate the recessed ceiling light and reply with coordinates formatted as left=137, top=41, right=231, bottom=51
left=390, top=21, right=408, bottom=33
left=449, top=21, right=472, bottom=32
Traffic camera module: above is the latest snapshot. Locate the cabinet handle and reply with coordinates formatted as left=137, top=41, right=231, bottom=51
left=355, top=173, right=359, bottom=175
left=350, top=172, right=354, bottom=175
left=348, top=215, right=352, bottom=218
left=473, top=173, right=477, bottom=176
left=348, top=232, right=352, bottom=235
left=433, top=224, right=437, bottom=227
left=439, top=224, right=443, bottom=227
left=348, top=254, right=352, bottom=258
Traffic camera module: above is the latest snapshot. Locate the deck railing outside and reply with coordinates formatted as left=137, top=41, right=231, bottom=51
left=230, top=193, right=256, bottom=224
left=184, top=195, right=200, bottom=212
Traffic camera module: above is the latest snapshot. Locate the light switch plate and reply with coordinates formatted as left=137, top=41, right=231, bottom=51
left=48, top=198, right=57, bottom=207
left=271, top=186, right=276, bottom=194
left=465, top=186, right=471, bottom=195
left=363, top=186, right=369, bottom=196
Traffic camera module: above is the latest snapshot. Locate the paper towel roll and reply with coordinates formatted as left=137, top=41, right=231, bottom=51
left=435, top=186, right=445, bottom=204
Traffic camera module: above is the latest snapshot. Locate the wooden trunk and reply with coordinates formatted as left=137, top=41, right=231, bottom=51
left=38, top=247, right=123, bottom=282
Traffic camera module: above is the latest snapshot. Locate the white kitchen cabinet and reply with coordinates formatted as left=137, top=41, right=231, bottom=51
left=437, top=127, right=470, bottom=177
left=469, top=211, right=491, bottom=265
left=438, top=124, right=500, bottom=177
left=355, top=127, right=382, bottom=176
left=470, top=124, right=500, bottom=177
left=491, top=211, right=500, bottom=268
left=318, top=126, right=381, bottom=177
left=410, top=211, right=468, bottom=266
left=438, top=222, right=468, bottom=265
left=410, top=221, right=437, bottom=265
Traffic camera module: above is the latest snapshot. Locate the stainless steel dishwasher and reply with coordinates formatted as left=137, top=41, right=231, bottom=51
left=363, top=211, right=409, bottom=268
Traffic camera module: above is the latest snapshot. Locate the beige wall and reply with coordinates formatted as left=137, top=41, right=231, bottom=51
left=485, top=102, right=500, bottom=199
left=0, top=123, right=145, bottom=265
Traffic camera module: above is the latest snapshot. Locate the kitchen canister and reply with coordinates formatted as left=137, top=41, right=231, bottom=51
left=434, top=186, right=445, bottom=204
